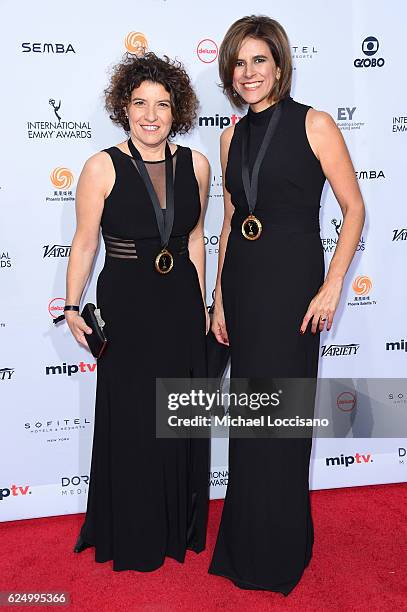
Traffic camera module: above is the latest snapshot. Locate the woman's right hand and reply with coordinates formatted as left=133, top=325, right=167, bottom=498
left=65, top=312, right=93, bottom=348
left=211, top=302, right=229, bottom=346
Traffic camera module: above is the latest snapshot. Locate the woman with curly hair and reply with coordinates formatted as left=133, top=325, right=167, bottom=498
left=65, top=52, right=210, bottom=571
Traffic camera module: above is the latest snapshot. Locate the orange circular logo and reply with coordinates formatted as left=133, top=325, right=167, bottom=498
left=125, top=32, right=148, bottom=54
left=352, top=275, right=372, bottom=295
left=50, top=167, right=74, bottom=189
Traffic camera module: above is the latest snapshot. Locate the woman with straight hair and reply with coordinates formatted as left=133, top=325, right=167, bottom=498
left=209, top=15, right=364, bottom=594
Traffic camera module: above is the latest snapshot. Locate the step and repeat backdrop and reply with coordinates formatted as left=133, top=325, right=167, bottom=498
left=1, top=0, right=406, bottom=521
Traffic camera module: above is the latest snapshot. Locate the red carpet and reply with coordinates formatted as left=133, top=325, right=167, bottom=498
left=1, top=483, right=406, bottom=611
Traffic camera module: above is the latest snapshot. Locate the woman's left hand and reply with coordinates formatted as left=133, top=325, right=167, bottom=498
left=300, top=277, right=343, bottom=334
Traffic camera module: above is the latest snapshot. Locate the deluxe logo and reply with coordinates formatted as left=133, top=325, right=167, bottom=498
left=336, top=107, right=365, bottom=131
left=50, top=167, right=74, bottom=189
left=22, top=42, right=75, bottom=54
left=325, top=452, right=373, bottom=467
left=354, top=36, right=384, bottom=68
left=385, top=339, right=407, bottom=352
left=0, top=484, right=31, bottom=501
left=337, top=391, right=357, bottom=412
left=322, top=218, right=365, bottom=253
left=125, top=32, right=148, bottom=54
left=197, top=39, right=218, bottom=63
left=321, top=344, right=360, bottom=357
left=48, top=297, right=65, bottom=319
left=0, top=368, right=14, bottom=380
left=43, top=245, right=71, bottom=258
left=348, top=275, right=376, bottom=307
left=356, top=170, right=385, bottom=180
left=199, top=113, right=241, bottom=129
left=392, top=228, right=407, bottom=241
left=27, top=98, right=92, bottom=140
left=45, top=362, right=97, bottom=376
left=0, top=251, right=11, bottom=268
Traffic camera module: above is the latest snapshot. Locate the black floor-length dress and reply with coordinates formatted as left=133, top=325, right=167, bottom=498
left=76, top=144, right=209, bottom=571
left=208, top=97, right=326, bottom=594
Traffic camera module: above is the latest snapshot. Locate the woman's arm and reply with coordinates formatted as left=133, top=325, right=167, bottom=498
left=300, top=109, right=366, bottom=334
left=190, top=149, right=211, bottom=332
left=211, top=125, right=236, bottom=345
left=65, top=152, right=112, bottom=346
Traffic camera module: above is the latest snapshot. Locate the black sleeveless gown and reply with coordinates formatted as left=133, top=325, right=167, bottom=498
left=76, top=144, right=209, bottom=571
left=208, top=98, right=326, bottom=594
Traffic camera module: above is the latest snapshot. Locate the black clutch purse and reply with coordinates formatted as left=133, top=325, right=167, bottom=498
left=206, top=302, right=230, bottom=380
left=81, top=303, right=107, bottom=359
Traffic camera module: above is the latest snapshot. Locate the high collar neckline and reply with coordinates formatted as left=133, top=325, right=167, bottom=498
left=248, top=102, right=278, bottom=125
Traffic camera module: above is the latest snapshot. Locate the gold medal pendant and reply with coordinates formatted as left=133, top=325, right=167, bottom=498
left=241, top=214, right=262, bottom=240
left=155, top=248, right=174, bottom=274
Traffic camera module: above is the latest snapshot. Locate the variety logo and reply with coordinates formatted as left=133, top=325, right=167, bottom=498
left=385, top=339, right=407, bottom=352
left=27, top=99, right=92, bottom=140
left=45, top=362, right=97, bottom=376
left=0, top=484, right=31, bottom=501
left=337, top=391, right=357, bottom=412
left=48, top=297, right=65, bottom=319
left=196, top=39, right=218, bottom=63
left=322, top=218, right=365, bottom=253
left=0, top=251, right=12, bottom=268
left=22, top=42, right=75, bottom=54
left=392, top=228, right=407, bottom=241
left=356, top=170, right=385, bottom=180
left=43, top=245, right=71, bottom=258
left=348, top=275, right=376, bottom=307
left=325, top=452, right=373, bottom=467
left=392, top=116, right=407, bottom=133
left=125, top=32, right=148, bottom=54
left=0, top=368, right=14, bottom=380
left=354, top=36, right=384, bottom=68
left=321, top=344, right=360, bottom=357
left=336, top=106, right=365, bottom=132
left=61, top=475, right=89, bottom=496
left=198, top=113, right=241, bottom=129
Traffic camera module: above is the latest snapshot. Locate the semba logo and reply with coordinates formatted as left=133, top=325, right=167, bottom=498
left=0, top=484, right=31, bottom=501
left=45, top=362, right=96, bottom=376
left=326, top=452, right=373, bottom=467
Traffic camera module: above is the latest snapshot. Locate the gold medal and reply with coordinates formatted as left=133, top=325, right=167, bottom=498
left=155, top=248, right=174, bottom=274
left=241, top=214, right=262, bottom=240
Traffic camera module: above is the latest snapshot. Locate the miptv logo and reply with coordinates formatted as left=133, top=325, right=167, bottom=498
left=197, top=39, right=218, bottom=63
left=125, top=32, right=148, bottom=54
left=352, top=275, right=372, bottom=296
left=50, top=167, right=74, bottom=189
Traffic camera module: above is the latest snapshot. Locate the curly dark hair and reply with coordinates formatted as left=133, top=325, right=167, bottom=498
left=104, top=52, right=198, bottom=137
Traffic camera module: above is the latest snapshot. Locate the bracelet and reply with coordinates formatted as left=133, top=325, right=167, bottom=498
left=64, top=305, right=80, bottom=312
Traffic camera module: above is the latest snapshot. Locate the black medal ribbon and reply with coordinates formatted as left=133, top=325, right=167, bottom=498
left=241, top=100, right=284, bottom=217
left=127, top=138, right=175, bottom=271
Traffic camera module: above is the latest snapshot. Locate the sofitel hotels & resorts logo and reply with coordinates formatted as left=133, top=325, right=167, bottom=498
left=27, top=98, right=92, bottom=140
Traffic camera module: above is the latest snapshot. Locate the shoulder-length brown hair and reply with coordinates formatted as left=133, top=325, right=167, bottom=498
left=219, top=15, right=292, bottom=109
